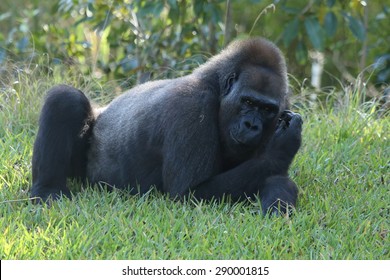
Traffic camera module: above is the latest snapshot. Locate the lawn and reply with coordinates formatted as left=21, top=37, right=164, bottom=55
left=0, top=63, right=388, bottom=259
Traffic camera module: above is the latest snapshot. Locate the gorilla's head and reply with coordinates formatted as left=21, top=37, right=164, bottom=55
left=213, top=38, right=289, bottom=162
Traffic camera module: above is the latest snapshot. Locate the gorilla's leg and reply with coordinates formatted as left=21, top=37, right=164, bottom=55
left=31, top=85, right=94, bottom=202
left=260, top=175, right=298, bottom=216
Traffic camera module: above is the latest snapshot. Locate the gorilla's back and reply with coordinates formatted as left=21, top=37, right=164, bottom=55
left=87, top=80, right=174, bottom=192
left=86, top=77, right=198, bottom=192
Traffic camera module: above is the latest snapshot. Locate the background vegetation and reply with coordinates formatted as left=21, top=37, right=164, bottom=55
left=0, top=0, right=389, bottom=259
left=1, top=0, right=389, bottom=91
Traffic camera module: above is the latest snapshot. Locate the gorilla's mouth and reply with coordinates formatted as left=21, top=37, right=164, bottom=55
left=230, top=131, right=258, bottom=149
left=230, top=131, right=245, bottom=145
left=230, top=131, right=263, bottom=153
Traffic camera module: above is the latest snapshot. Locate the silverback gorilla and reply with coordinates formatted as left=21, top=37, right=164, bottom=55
left=31, top=37, right=302, bottom=215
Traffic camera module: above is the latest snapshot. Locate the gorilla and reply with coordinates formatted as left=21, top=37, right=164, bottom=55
left=31, top=37, right=302, bottom=215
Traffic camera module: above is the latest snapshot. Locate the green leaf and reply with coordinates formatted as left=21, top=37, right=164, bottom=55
left=280, top=6, right=301, bottom=15
left=0, top=47, right=6, bottom=63
left=193, top=1, right=204, bottom=17
left=168, top=3, right=180, bottom=22
left=304, top=17, right=324, bottom=51
left=324, top=12, right=337, bottom=37
left=295, top=40, right=308, bottom=65
left=0, top=12, right=11, bottom=22
left=283, top=18, right=299, bottom=47
left=207, top=3, right=221, bottom=24
left=17, top=37, right=29, bottom=52
left=326, top=0, right=336, bottom=7
left=167, top=0, right=177, bottom=9
left=138, top=2, right=164, bottom=17
left=120, top=57, right=139, bottom=72
left=345, top=15, right=366, bottom=41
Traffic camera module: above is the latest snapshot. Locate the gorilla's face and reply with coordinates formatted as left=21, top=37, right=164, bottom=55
left=219, top=66, right=286, bottom=162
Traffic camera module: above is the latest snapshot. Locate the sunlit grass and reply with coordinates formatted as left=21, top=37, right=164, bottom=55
left=0, top=62, right=389, bottom=259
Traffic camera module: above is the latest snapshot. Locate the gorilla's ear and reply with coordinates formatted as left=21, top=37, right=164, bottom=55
left=223, top=72, right=237, bottom=96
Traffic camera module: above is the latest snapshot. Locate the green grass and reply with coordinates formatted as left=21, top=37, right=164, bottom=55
left=0, top=63, right=389, bottom=260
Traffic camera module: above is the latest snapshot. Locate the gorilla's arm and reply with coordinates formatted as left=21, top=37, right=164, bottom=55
left=192, top=113, right=302, bottom=201
left=190, top=157, right=285, bottom=201
left=163, top=109, right=302, bottom=202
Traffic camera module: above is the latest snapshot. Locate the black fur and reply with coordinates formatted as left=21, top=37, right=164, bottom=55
left=31, top=85, right=94, bottom=202
left=31, top=38, right=302, bottom=215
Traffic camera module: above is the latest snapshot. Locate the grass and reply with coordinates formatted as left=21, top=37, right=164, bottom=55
left=0, top=62, right=389, bottom=260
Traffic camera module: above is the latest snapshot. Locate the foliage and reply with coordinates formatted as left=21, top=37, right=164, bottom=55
left=0, top=64, right=389, bottom=259
left=0, top=0, right=389, bottom=91
left=233, top=0, right=389, bottom=89
left=55, top=0, right=226, bottom=83
left=1, top=0, right=226, bottom=86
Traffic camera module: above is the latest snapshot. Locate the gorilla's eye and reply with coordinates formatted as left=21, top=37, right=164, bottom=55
left=242, top=97, right=257, bottom=107
left=261, top=104, right=278, bottom=118
left=245, top=99, right=254, bottom=106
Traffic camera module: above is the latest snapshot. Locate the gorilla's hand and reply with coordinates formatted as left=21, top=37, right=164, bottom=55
left=266, top=110, right=302, bottom=165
